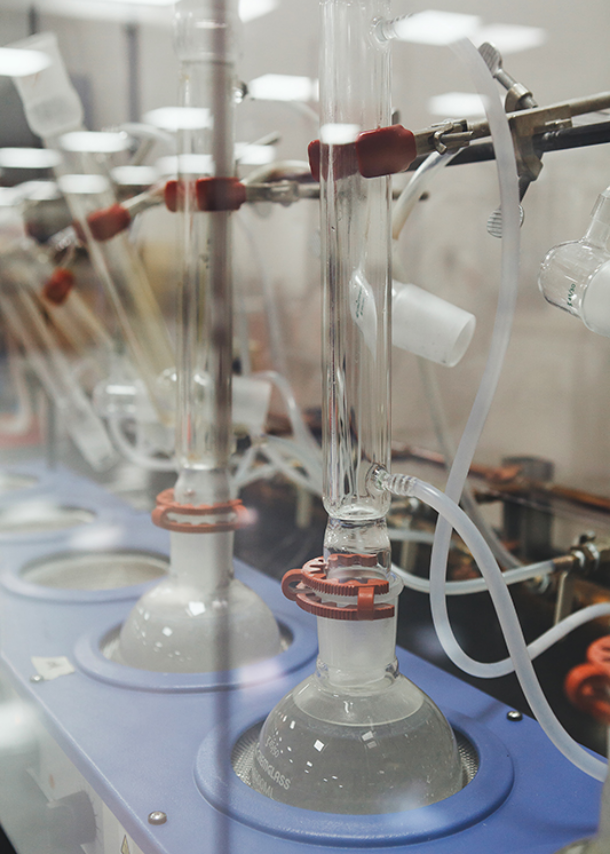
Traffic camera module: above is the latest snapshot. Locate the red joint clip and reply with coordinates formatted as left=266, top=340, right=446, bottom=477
left=196, top=177, right=246, bottom=212
left=355, top=125, right=417, bottom=178
left=281, top=556, right=394, bottom=622
left=565, top=635, right=610, bottom=723
left=43, top=268, right=75, bottom=305
left=164, top=179, right=196, bottom=213
left=151, top=488, right=249, bottom=534
left=87, top=204, right=131, bottom=241
left=308, top=140, right=321, bottom=182
left=307, top=139, right=358, bottom=183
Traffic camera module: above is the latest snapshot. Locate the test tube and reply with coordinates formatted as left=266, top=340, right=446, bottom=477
left=319, top=0, right=393, bottom=572
left=9, top=32, right=175, bottom=425
left=0, top=288, right=116, bottom=471
left=172, top=0, right=240, bottom=506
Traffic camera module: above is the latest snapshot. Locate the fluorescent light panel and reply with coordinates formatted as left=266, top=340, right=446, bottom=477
left=394, top=11, right=481, bottom=45
left=59, top=132, right=130, bottom=153
left=239, top=0, right=279, bottom=23
left=94, top=0, right=173, bottom=5
left=235, top=143, right=275, bottom=165
left=57, top=174, right=111, bottom=194
left=111, top=165, right=159, bottom=185
left=473, top=24, right=547, bottom=54
left=427, top=92, right=486, bottom=118
left=0, top=47, right=51, bottom=77
left=320, top=123, right=360, bottom=145
left=0, top=148, right=60, bottom=169
left=249, top=74, right=317, bottom=102
left=144, top=107, right=211, bottom=131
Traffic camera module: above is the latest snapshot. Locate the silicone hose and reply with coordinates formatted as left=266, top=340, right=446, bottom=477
left=378, top=470, right=607, bottom=781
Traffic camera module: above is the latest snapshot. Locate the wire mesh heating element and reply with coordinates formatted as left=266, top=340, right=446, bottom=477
left=231, top=721, right=479, bottom=792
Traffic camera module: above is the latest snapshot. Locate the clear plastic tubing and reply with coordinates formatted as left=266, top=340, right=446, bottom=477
left=173, top=0, right=238, bottom=507
left=320, top=0, right=392, bottom=572
left=393, top=559, right=554, bottom=595
left=383, top=39, right=607, bottom=781
left=429, top=39, right=522, bottom=678
left=375, top=470, right=607, bottom=781
left=392, top=150, right=459, bottom=241
left=9, top=32, right=175, bottom=426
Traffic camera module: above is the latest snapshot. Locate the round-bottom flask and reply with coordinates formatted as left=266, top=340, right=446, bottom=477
left=250, top=583, right=463, bottom=813
left=117, top=529, right=280, bottom=672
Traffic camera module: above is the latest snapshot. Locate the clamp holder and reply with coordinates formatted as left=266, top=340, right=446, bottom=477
left=281, top=555, right=395, bottom=621
left=565, top=636, right=610, bottom=723
left=151, top=488, right=249, bottom=534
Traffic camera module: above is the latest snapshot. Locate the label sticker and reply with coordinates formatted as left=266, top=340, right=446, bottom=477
left=31, top=656, right=75, bottom=680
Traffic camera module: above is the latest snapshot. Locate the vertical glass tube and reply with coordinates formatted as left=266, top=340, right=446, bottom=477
left=117, top=0, right=280, bottom=672
left=10, top=33, right=175, bottom=425
left=320, top=0, right=392, bottom=571
left=173, top=0, right=238, bottom=506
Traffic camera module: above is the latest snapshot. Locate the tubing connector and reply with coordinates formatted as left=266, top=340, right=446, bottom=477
left=151, top=488, right=249, bottom=533
left=282, top=556, right=396, bottom=621
left=368, top=465, right=416, bottom=499
left=563, top=534, right=610, bottom=579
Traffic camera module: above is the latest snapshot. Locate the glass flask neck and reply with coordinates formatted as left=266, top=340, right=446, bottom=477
left=324, top=515, right=391, bottom=578
left=316, top=611, right=399, bottom=690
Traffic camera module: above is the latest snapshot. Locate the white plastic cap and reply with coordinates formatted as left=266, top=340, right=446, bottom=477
left=581, top=259, right=610, bottom=338
left=8, top=33, right=83, bottom=139
left=232, top=375, right=272, bottom=435
left=392, top=282, right=476, bottom=366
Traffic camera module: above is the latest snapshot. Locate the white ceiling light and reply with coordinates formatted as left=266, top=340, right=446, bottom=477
left=0, top=148, right=61, bottom=170
left=248, top=74, right=317, bottom=102
left=428, top=92, right=486, bottom=118
left=144, top=107, right=211, bottom=131
left=473, top=24, right=547, bottom=54
left=16, top=181, right=61, bottom=201
left=111, top=165, right=159, bottom=186
left=98, top=0, right=174, bottom=4
left=0, top=47, right=51, bottom=77
left=235, top=143, right=275, bottom=165
left=59, top=132, right=130, bottom=153
left=57, top=174, right=111, bottom=194
left=155, top=154, right=213, bottom=176
left=393, top=11, right=481, bottom=45
left=239, top=0, right=278, bottom=23
left=320, top=123, right=360, bottom=145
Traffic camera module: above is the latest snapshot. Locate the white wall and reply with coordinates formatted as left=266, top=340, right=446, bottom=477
left=2, top=0, right=610, bottom=499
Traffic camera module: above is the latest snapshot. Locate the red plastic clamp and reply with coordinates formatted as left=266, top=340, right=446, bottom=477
left=565, top=635, right=610, bottom=723
left=86, top=203, right=131, bottom=241
left=151, top=488, right=249, bottom=534
left=164, top=177, right=246, bottom=212
left=355, top=125, right=417, bottom=178
left=164, top=179, right=193, bottom=213
left=308, top=139, right=358, bottom=182
left=281, top=555, right=395, bottom=622
left=308, top=125, right=417, bottom=182
left=196, top=177, right=246, bottom=212
left=42, top=268, right=75, bottom=305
